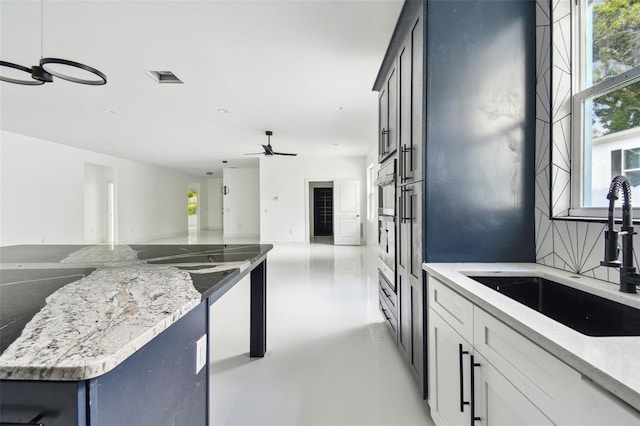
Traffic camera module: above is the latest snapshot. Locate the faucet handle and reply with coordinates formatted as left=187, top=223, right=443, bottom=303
left=601, top=229, right=620, bottom=267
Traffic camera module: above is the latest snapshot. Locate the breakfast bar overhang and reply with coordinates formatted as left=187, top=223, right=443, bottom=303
left=0, top=243, right=273, bottom=426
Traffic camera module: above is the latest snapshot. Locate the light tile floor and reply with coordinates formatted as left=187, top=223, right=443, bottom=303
left=145, top=230, right=435, bottom=426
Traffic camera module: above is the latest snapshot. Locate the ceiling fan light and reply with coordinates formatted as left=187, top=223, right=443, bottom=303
left=0, top=61, right=45, bottom=85
left=31, top=65, right=53, bottom=82
left=40, top=57, right=107, bottom=85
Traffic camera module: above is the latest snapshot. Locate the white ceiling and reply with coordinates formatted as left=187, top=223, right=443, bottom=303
left=0, top=0, right=402, bottom=176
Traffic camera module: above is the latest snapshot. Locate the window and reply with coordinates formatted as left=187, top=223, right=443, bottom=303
left=366, top=163, right=376, bottom=221
left=187, top=190, right=198, bottom=216
left=572, top=0, right=640, bottom=212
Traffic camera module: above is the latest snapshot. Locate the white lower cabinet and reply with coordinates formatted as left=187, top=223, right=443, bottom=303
left=474, top=351, right=554, bottom=426
left=429, top=310, right=472, bottom=426
left=428, top=276, right=640, bottom=426
left=429, top=308, right=552, bottom=426
left=577, top=376, right=640, bottom=425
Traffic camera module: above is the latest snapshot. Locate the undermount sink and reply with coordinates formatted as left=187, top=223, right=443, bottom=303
left=468, top=276, right=640, bottom=337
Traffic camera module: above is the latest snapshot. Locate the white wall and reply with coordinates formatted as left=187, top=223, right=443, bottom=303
left=222, top=168, right=260, bottom=238
left=0, top=131, right=208, bottom=246
left=207, top=177, right=223, bottom=230
left=259, top=156, right=367, bottom=243
left=84, top=163, right=114, bottom=244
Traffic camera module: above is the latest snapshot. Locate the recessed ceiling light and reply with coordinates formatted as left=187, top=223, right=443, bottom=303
left=217, top=108, right=229, bottom=114
left=144, top=70, right=183, bottom=84
left=333, top=106, right=344, bottom=111
left=103, top=109, right=116, bottom=114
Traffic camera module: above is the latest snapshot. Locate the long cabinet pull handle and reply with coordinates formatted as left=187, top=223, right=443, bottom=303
left=470, top=355, right=481, bottom=424
left=401, top=145, right=411, bottom=182
left=381, top=128, right=389, bottom=154
left=401, top=145, right=407, bottom=183
left=401, top=186, right=413, bottom=223
left=459, top=344, right=470, bottom=412
left=399, top=186, right=413, bottom=223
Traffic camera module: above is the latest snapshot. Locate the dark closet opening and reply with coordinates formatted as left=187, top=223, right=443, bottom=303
left=313, top=188, right=333, bottom=236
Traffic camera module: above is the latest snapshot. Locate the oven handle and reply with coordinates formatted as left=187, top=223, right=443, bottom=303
left=381, top=128, right=389, bottom=155
left=374, top=173, right=395, bottom=187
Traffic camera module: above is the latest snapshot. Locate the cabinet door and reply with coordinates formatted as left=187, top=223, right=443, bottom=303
left=396, top=186, right=411, bottom=360
left=387, top=67, right=398, bottom=156
left=378, top=85, right=388, bottom=162
left=399, top=12, right=423, bottom=183
left=429, top=309, right=472, bottom=426
left=408, top=182, right=423, bottom=283
left=398, top=34, right=411, bottom=184
left=473, top=307, right=579, bottom=424
left=398, top=182, right=425, bottom=395
left=408, top=12, right=423, bottom=182
left=408, top=270, right=425, bottom=397
left=577, top=376, right=640, bottom=425
left=407, top=181, right=424, bottom=395
left=473, top=352, right=555, bottom=426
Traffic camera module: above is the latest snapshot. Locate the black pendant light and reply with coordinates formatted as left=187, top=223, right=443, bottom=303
left=0, top=61, right=47, bottom=85
left=39, top=58, right=106, bottom=85
left=0, top=0, right=107, bottom=86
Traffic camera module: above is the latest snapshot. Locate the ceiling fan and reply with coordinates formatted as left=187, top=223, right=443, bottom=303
left=245, top=131, right=298, bottom=157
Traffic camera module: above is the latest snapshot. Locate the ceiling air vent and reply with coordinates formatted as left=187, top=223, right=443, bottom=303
left=144, top=70, right=183, bottom=84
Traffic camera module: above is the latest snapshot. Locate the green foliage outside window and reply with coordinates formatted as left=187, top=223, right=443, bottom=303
left=592, top=0, right=640, bottom=135
left=188, top=190, right=198, bottom=216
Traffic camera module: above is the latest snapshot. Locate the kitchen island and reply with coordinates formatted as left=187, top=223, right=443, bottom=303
left=0, top=243, right=272, bottom=426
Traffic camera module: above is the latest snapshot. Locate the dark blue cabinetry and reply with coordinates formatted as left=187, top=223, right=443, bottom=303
left=0, top=303, right=207, bottom=426
left=89, top=302, right=207, bottom=426
left=375, top=0, right=536, bottom=403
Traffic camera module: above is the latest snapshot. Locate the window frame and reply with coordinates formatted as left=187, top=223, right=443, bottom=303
left=569, top=0, right=640, bottom=218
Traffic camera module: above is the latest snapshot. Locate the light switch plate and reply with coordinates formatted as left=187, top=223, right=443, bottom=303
left=195, top=334, right=207, bottom=374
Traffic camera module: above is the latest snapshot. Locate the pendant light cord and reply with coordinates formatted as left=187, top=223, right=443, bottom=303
left=40, top=0, right=44, bottom=59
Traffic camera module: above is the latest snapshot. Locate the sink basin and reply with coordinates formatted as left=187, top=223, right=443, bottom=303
left=468, top=276, right=640, bottom=337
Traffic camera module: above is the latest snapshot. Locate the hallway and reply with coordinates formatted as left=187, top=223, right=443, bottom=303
left=146, top=231, right=434, bottom=425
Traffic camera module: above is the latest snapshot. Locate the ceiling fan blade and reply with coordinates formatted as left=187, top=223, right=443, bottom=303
left=273, top=152, right=298, bottom=156
left=243, top=152, right=265, bottom=155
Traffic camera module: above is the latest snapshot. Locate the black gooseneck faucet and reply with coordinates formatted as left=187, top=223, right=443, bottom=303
left=601, top=175, right=640, bottom=293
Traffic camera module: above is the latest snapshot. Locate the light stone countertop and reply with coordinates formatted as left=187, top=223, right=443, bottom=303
left=0, top=244, right=271, bottom=381
left=423, top=262, right=640, bottom=411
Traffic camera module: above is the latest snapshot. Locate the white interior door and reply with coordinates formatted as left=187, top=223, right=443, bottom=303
left=333, top=179, right=361, bottom=245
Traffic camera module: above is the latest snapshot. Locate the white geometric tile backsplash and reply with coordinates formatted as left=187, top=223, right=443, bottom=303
left=535, top=0, right=639, bottom=285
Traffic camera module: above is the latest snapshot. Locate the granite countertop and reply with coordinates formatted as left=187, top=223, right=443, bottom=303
left=423, top=263, right=640, bottom=411
left=0, top=244, right=272, bottom=381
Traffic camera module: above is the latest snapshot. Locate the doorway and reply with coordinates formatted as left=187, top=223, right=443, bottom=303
left=313, top=188, right=333, bottom=236
left=187, top=184, right=200, bottom=234
left=84, top=163, right=115, bottom=244
left=308, top=181, right=334, bottom=244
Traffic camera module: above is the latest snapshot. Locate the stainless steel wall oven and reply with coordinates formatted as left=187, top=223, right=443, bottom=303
left=376, top=159, right=396, bottom=288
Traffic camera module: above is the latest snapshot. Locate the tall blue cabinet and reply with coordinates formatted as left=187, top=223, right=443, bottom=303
left=374, top=0, right=536, bottom=400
